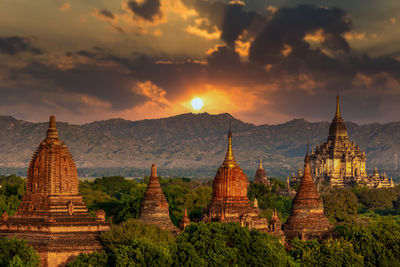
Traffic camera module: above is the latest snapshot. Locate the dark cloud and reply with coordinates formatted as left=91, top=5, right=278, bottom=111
left=100, top=9, right=115, bottom=20
left=127, top=0, right=162, bottom=22
left=0, top=36, right=42, bottom=55
left=1, top=3, right=400, bottom=124
left=183, top=0, right=266, bottom=45
left=249, top=5, right=351, bottom=65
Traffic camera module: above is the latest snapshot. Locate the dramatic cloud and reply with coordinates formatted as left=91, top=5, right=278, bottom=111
left=0, top=1, right=399, bottom=124
left=0, top=36, right=42, bottom=55
left=127, top=0, right=162, bottom=22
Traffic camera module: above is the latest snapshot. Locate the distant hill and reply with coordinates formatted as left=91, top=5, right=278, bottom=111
left=0, top=113, right=399, bottom=178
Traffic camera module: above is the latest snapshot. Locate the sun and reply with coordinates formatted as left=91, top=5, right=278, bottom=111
left=191, top=97, right=204, bottom=110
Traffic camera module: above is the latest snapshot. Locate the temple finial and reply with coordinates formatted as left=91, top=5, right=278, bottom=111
left=223, top=122, right=236, bottom=168
left=305, top=142, right=310, bottom=163
left=151, top=163, right=157, bottom=177
left=336, top=92, right=341, bottom=118
left=46, top=115, right=59, bottom=139
left=259, top=158, right=263, bottom=169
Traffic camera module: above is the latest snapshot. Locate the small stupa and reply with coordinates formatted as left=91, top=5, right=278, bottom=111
left=180, top=208, right=190, bottom=230
left=283, top=147, right=332, bottom=240
left=138, top=164, right=177, bottom=232
left=253, top=159, right=270, bottom=187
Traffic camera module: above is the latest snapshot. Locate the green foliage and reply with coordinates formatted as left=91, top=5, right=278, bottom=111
left=357, top=188, right=398, bottom=210
left=101, top=219, right=175, bottom=250
left=0, top=237, right=40, bottom=267
left=0, top=175, right=26, bottom=216
left=79, top=177, right=146, bottom=223
left=161, top=178, right=212, bottom=226
left=247, top=182, right=292, bottom=221
left=322, top=188, right=360, bottom=225
left=290, top=238, right=364, bottom=266
left=117, top=184, right=147, bottom=222
left=66, top=251, right=109, bottom=267
left=112, top=239, right=172, bottom=267
left=173, top=222, right=294, bottom=266
left=338, top=216, right=400, bottom=267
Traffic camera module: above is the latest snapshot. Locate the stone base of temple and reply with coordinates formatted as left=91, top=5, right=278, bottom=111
left=0, top=217, right=109, bottom=267
left=138, top=207, right=179, bottom=233
left=283, top=210, right=332, bottom=241
left=203, top=198, right=269, bottom=231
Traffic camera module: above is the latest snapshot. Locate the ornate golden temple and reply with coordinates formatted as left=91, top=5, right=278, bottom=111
left=310, top=95, right=394, bottom=188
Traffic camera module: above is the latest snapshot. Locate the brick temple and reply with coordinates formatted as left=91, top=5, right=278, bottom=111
left=283, top=149, right=333, bottom=240
left=0, top=116, right=110, bottom=267
left=202, top=125, right=270, bottom=231
left=138, top=164, right=178, bottom=232
left=253, top=159, right=271, bottom=188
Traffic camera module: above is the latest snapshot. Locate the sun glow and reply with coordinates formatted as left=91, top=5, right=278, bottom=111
left=191, top=98, right=204, bottom=110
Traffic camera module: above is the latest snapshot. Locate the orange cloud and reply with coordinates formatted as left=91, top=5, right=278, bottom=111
left=60, top=3, right=70, bottom=11
left=304, top=29, right=325, bottom=43
left=186, top=18, right=221, bottom=40
left=343, top=31, right=366, bottom=40
left=235, top=38, right=252, bottom=59
left=281, top=44, right=292, bottom=57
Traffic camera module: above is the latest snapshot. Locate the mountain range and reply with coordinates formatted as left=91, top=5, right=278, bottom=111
left=0, top=113, right=399, bottom=179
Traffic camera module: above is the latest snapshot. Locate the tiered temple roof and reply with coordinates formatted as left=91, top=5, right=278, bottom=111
left=283, top=149, right=332, bottom=240
left=0, top=116, right=109, bottom=267
left=138, top=164, right=178, bottom=232
left=202, top=125, right=269, bottom=231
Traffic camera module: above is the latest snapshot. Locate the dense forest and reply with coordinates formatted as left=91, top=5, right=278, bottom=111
left=1, top=175, right=400, bottom=266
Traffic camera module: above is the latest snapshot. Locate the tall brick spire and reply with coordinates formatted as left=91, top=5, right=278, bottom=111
left=203, top=124, right=269, bottom=231
left=139, top=164, right=177, bottom=232
left=283, top=147, right=332, bottom=240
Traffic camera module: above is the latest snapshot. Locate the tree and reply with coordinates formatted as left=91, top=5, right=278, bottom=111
left=112, top=239, right=172, bottom=267
left=338, top=216, right=400, bottom=267
left=100, top=219, right=175, bottom=250
left=173, top=222, right=294, bottom=266
left=290, top=238, right=364, bottom=266
left=322, top=188, right=360, bottom=225
left=0, top=237, right=40, bottom=267
left=66, top=251, right=108, bottom=267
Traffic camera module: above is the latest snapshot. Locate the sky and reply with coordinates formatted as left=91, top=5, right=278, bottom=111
left=0, top=0, right=399, bottom=125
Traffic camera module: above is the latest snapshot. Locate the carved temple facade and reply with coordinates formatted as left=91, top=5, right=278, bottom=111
left=0, top=116, right=110, bottom=267
left=310, top=95, right=394, bottom=188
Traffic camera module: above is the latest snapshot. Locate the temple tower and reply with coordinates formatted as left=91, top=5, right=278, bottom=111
left=283, top=148, right=332, bottom=240
left=310, top=94, right=393, bottom=188
left=180, top=208, right=190, bottom=230
left=0, top=116, right=110, bottom=267
left=253, top=159, right=270, bottom=187
left=202, top=125, right=269, bottom=231
left=138, top=164, right=177, bottom=232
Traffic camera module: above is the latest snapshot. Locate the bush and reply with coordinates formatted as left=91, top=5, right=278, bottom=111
left=0, top=237, right=40, bottom=267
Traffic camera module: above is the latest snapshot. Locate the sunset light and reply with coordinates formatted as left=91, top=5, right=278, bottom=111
left=191, top=98, right=204, bottom=110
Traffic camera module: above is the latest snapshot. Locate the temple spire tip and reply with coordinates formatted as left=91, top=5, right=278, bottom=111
left=46, top=115, right=59, bottom=139
left=223, top=122, right=236, bottom=168
left=336, top=92, right=341, bottom=118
